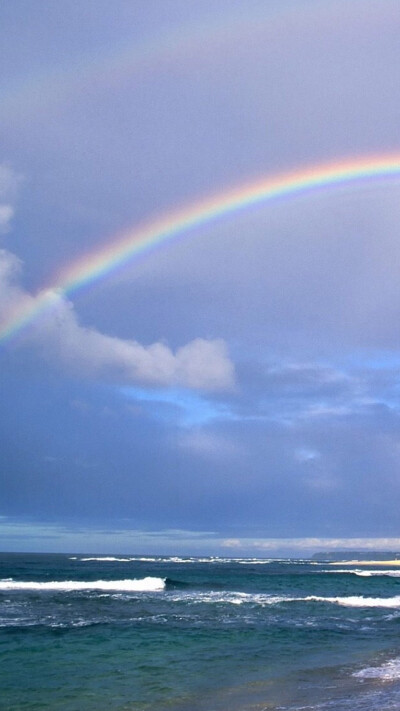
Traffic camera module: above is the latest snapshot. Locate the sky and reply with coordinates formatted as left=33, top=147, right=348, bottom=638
left=2, top=0, right=400, bottom=556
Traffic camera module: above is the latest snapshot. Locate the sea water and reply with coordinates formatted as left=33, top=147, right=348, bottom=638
left=2, top=554, right=400, bottom=710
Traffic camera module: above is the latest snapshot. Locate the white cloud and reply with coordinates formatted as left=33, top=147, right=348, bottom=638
left=0, top=164, right=21, bottom=233
left=0, top=518, right=220, bottom=554
left=294, top=447, right=320, bottom=462
left=178, top=429, right=241, bottom=459
left=0, top=249, right=26, bottom=309
left=0, top=205, right=14, bottom=232
left=174, top=338, right=235, bottom=391
left=2, top=516, right=400, bottom=557
left=222, top=537, right=400, bottom=554
left=0, top=249, right=235, bottom=391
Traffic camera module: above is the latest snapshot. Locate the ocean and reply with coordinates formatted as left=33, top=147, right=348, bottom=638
left=2, top=554, right=400, bottom=710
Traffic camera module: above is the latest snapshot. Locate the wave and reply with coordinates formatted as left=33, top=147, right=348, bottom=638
left=172, top=592, right=400, bottom=608
left=353, top=656, right=400, bottom=680
left=0, top=577, right=166, bottom=592
left=323, top=568, right=400, bottom=577
left=78, top=557, right=136, bottom=562
left=305, top=595, right=400, bottom=608
left=354, top=570, right=400, bottom=578
left=237, top=558, right=284, bottom=565
left=70, top=555, right=225, bottom=564
left=2, top=580, right=400, bottom=607
left=70, top=556, right=288, bottom=564
left=134, top=556, right=271, bottom=564
left=168, top=591, right=291, bottom=605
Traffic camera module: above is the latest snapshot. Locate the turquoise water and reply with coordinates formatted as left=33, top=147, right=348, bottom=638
left=2, top=554, right=400, bottom=710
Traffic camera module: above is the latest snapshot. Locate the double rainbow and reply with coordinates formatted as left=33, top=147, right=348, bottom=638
left=2, top=154, right=400, bottom=345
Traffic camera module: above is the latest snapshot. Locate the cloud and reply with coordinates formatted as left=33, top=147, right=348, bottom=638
left=0, top=517, right=220, bottom=554
left=0, top=249, right=26, bottom=309
left=178, top=429, right=242, bottom=459
left=0, top=249, right=235, bottom=391
left=294, top=447, right=320, bottom=462
left=0, top=205, right=14, bottom=231
left=222, top=537, right=400, bottom=554
left=0, top=164, right=21, bottom=233
left=6, top=515, right=400, bottom=557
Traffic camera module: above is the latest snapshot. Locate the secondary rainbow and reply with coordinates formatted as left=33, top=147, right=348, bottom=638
left=3, top=1, right=347, bottom=123
left=2, top=153, right=400, bottom=345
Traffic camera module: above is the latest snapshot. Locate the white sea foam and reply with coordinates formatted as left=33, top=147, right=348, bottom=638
left=77, top=556, right=166, bottom=563
left=0, top=577, right=166, bottom=592
left=79, top=557, right=135, bottom=562
left=237, top=559, right=277, bottom=565
left=304, top=595, right=400, bottom=608
left=323, top=568, right=400, bottom=577
left=72, top=555, right=290, bottom=565
left=161, top=556, right=289, bottom=564
left=322, top=568, right=365, bottom=574
left=75, top=556, right=231, bottom=564
left=354, top=570, right=400, bottom=577
left=353, top=657, right=400, bottom=680
left=168, top=590, right=297, bottom=606
left=161, top=556, right=259, bottom=564
left=187, top=592, right=400, bottom=608
left=169, top=592, right=400, bottom=609
left=165, top=557, right=218, bottom=563
left=171, top=591, right=400, bottom=608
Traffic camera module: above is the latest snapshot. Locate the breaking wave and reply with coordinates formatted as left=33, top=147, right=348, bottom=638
left=354, top=570, right=400, bottom=577
left=0, top=577, right=166, bottom=592
left=78, top=557, right=135, bottom=562
left=354, top=656, right=400, bottom=680
left=305, top=595, right=400, bottom=608
left=323, top=569, right=400, bottom=577
left=70, top=556, right=287, bottom=564
left=165, top=592, right=400, bottom=608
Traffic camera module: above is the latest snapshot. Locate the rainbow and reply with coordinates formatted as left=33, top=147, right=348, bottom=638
left=3, top=1, right=349, bottom=123
left=2, top=153, right=400, bottom=345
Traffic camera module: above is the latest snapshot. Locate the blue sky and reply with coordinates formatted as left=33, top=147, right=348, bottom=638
left=2, top=0, right=400, bottom=555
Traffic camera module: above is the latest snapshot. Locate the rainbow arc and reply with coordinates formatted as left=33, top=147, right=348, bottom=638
left=2, top=154, right=400, bottom=344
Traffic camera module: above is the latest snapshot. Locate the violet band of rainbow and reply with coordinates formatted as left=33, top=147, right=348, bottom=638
left=2, top=154, right=400, bottom=345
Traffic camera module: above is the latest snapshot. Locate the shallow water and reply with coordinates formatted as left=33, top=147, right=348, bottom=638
left=2, top=553, right=400, bottom=710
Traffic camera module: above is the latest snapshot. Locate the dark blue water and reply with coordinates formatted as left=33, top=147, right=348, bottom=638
left=2, top=553, right=400, bottom=710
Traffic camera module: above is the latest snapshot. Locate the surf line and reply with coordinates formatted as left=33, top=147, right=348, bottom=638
left=2, top=153, right=400, bottom=345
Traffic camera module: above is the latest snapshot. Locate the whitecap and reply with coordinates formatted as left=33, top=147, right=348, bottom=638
left=354, top=570, right=400, bottom=577
left=304, top=595, right=400, bottom=608
left=323, top=568, right=400, bottom=577
left=0, top=577, right=166, bottom=592
left=79, top=557, right=135, bottom=562
left=354, top=657, right=400, bottom=681
left=168, top=590, right=295, bottom=605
